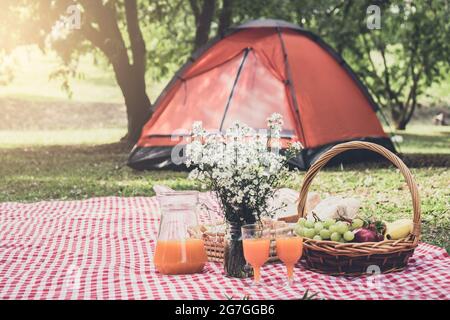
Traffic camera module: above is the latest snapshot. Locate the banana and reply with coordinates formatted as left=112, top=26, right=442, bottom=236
left=385, top=219, right=413, bottom=240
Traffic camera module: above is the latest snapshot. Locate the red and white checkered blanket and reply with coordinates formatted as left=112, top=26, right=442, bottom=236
left=0, top=195, right=449, bottom=300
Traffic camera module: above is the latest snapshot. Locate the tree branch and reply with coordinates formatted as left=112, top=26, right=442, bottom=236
left=124, top=0, right=146, bottom=75
left=80, top=22, right=108, bottom=54
left=78, top=0, right=129, bottom=66
left=403, top=64, right=422, bottom=125
left=189, top=0, right=200, bottom=21
left=360, top=34, right=388, bottom=108
left=192, top=0, right=216, bottom=50
left=379, top=42, right=403, bottom=110
left=218, top=0, right=233, bottom=36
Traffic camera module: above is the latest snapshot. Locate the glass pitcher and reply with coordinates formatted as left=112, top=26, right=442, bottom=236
left=154, top=191, right=208, bottom=275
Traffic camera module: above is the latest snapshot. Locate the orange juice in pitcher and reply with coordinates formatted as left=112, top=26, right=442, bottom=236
left=154, top=191, right=207, bottom=275
left=154, top=239, right=207, bottom=274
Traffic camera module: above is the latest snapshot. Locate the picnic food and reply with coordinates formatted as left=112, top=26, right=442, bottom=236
left=351, top=218, right=386, bottom=242
left=295, top=218, right=359, bottom=243
left=385, top=219, right=413, bottom=240
left=353, top=228, right=380, bottom=242
left=319, top=229, right=331, bottom=239
left=343, top=231, right=355, bottom=241
left=298, top=213, right=409, bottom=244
left=295, top=141, right=421, bottom=275
left=305, top=192, right=321, bottom=214
left=154, top=239, right=208, bottom=275
left=351, top=218, right=364, bottom=229
left=277, top=192, right=321, bottom=222
left=307, top=196, right=360, bottom=221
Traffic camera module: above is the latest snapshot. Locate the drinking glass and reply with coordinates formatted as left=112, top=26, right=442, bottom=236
left=241, top=224, right=271, bottom=285
left=275, top=227, right=303, bottom=286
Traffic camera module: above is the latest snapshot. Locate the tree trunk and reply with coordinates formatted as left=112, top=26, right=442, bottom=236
left=218, top=0, right=233, bottom=36
left=191, top=0, right=216, bottom=50
left=121, top=77, right=152, bottom=144
left=391, top=100, right=416, bottom=130
left=391, top=107, right=408, bottom=130
left=123, top=0, right=152, bottom=143
left=112, top=59, right=152, bottom=144
left=79, top=0, right=152, bottom=144
left=394, top=119, right=407, bottom=130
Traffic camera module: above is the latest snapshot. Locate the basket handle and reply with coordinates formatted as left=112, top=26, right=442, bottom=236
left=297, top=141, right=421, bottom=243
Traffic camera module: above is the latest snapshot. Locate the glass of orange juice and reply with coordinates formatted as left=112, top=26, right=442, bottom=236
left=275, top=227, right=303, bottom=286
left=242, top=224, right=271, bottom=285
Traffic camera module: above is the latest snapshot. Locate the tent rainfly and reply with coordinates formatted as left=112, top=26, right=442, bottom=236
left=128, top=19, right=395, bottom=170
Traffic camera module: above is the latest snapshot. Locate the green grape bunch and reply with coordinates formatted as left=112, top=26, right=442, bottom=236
left=294, top=216, right=365, bottom=243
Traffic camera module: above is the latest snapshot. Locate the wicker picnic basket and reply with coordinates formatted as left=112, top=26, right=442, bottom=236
left=296, top=141, right=421, bottom=276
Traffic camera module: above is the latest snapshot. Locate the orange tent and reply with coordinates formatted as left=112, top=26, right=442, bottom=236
left=128, top=19, right=395, bottom=170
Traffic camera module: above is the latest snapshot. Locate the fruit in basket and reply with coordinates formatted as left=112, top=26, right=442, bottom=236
left=354, top=228, right=379, bottom=242
left=297, top=217, right=307, bottom=226
left=297, top=218, right=366, bottom=243
left=330, top=232, right=341, bottom=242
left=303, top=228, right=316, bottom=238
left=343, top=230, right=355, bottom=241
left=351, top=218, right=364, bottom=230
left=336, top=222, right=349, bottom=234
left=319, top=229, right=331, bottom=240
left=294, top=224, right=304, bottom=236
left=385, top=219, right=413, bottom=240
left=314, top=222, right=324, bottom=232
left=304, top=220, right=315, bottom=229
left=329, top=224, right=338, bottom=233
left=324, top=218, right=336, bottom=228
left=352, top=217, right=387, bottom=242
left=372, top=219, right=387, bottom=236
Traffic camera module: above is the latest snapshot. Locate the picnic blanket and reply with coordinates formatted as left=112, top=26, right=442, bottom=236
left=0, top=195, right=449, bottom=300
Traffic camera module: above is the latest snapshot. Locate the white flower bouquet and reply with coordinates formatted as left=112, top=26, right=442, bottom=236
left=185, top=113, right=302, bottom=278
left=185, top=113, right=303, bottom=225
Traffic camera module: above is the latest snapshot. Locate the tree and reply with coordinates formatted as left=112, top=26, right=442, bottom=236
left=1, top=0, right=152, bottom=143
left=189, top=0, right=217, bottom=50
left=355, top=1, right=450, bottom=129
left=366, top=1, right=450, bottom=130
left=293, top=0, right=450, bottom=130
left=146, top=0, right=235, bottom=80
left=228, top=0, right=450, bottom=130
left=79, top=0, right=152, bottom=142
left=1, top=0, right=240, bottom=143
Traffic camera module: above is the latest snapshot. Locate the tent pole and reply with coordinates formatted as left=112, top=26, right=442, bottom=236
left=276, top=27, right=307, bottom=147
left=219, top=48, right=250, bottom=131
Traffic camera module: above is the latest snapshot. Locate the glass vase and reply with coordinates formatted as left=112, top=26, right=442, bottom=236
left=223, top=222, right=254, bottom=278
